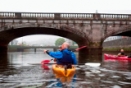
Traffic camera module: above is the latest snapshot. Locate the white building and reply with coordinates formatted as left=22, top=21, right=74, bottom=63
left=104, top=36, right=122, bottom=42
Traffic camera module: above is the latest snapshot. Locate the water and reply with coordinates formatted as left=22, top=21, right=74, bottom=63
left=0, top=51, right=131, bottom=88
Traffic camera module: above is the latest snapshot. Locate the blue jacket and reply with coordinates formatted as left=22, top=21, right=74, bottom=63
left=47, top=49, right=77, bottom=65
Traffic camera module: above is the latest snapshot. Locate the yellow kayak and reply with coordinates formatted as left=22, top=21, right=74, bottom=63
left=52, top=64, right=76, bottom=77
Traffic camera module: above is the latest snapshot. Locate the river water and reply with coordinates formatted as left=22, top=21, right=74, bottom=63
left=0, top=51, right=131, bottom=88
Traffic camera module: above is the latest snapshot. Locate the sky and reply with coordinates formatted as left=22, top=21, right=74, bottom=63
left=1, top=0, right=131, bottom=42
left=0, top=0, right=131, bottom=13
left=15, top=35, right=64, bottom=43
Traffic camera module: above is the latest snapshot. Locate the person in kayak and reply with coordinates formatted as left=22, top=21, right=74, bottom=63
left=52, top=45, right=62, bottom=62
left=118, top=48, right=125, bottom=56
left=44, top=42, right=78, bottom=67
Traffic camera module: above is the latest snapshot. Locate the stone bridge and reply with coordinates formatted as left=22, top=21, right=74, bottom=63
left=0, top=12, right=131, bottom=62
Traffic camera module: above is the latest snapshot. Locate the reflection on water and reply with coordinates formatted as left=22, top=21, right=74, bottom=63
left=0, top=52, right=131, bottom=88
left=8, top=52, right=53, bottom=66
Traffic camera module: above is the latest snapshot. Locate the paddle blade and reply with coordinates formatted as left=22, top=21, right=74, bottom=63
left=41, top=60, right=50, bottom=70
left=41, top=60, right=50, bottom=64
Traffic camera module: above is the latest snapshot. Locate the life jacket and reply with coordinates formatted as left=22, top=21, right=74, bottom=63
left=58, top=49, right=73, bottom=65
left=120, top=52, right=125, bottom=55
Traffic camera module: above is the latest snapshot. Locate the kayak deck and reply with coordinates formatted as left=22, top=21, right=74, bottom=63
left=52, top=64, right=76, bottom=77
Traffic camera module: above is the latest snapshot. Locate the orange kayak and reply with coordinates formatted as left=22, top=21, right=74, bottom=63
left=52, top=64, right=76, bottom=83
left=52, top=64, right=76, bottom=77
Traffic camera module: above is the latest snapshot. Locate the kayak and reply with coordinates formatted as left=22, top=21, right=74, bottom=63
left=52, top=64, right=76, bottom=83
left=55, top=74, right=75, bottom=83
left=52, top=64, right=76, bottom=77
left=104, top=53, right=131, bottom=61
left=41, top=60, right=76, bottom=82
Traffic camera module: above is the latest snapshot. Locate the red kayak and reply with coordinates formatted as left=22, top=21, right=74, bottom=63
left=104, top=53, right=131, bottom=61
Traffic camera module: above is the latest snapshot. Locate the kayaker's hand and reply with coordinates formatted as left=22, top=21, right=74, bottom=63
left=75, top=49, right=78, bottom=52
left=43, top=50, right=47, bottom=53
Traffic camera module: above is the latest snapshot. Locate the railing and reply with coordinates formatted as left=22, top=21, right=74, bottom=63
left=0, top=12, right=131, bottom=20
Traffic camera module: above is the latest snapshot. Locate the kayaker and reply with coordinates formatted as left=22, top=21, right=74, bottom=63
left=52, top=45, right=62, bottom=62
left=44, top=42, right=78, bottom=68
left=118, top=49, right=125, bottom=56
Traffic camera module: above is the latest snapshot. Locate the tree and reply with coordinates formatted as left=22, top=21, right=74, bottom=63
left=55, top=38, right=65, bottom=46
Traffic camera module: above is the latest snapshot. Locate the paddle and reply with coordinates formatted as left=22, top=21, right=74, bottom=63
left=74, top=46, right=87, bottom=52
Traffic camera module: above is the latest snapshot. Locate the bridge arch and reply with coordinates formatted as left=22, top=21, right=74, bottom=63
left=0, top=24, right=90, bottom=63
left=0, top=23, right=88, bottom=46
left=102, top=24, right=131, bottom=42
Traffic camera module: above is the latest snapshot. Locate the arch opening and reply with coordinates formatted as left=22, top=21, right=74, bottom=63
left=0, top=26, right=89, bottom=63
left=103, top=35, right=131, bottom=52
left=8, top=34, right=79, bottom=52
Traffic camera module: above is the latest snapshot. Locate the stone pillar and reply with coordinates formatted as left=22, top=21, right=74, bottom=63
left=0, top=54, right=8, bottom=72
left=34, top=48, right=36, bottom=53
left=0, top=45, right=8, bottom=55
left=0, top=45, right=9, bottom=72
left=78, top=42, right=102, bottom=63
left=0, top=45, right=8, bottom=70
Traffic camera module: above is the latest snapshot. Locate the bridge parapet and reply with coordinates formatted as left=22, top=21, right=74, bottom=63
left=0, top=12, right=131, bottom=20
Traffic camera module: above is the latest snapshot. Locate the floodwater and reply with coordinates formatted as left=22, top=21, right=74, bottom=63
left=0, top=51, right=131, bottom=88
